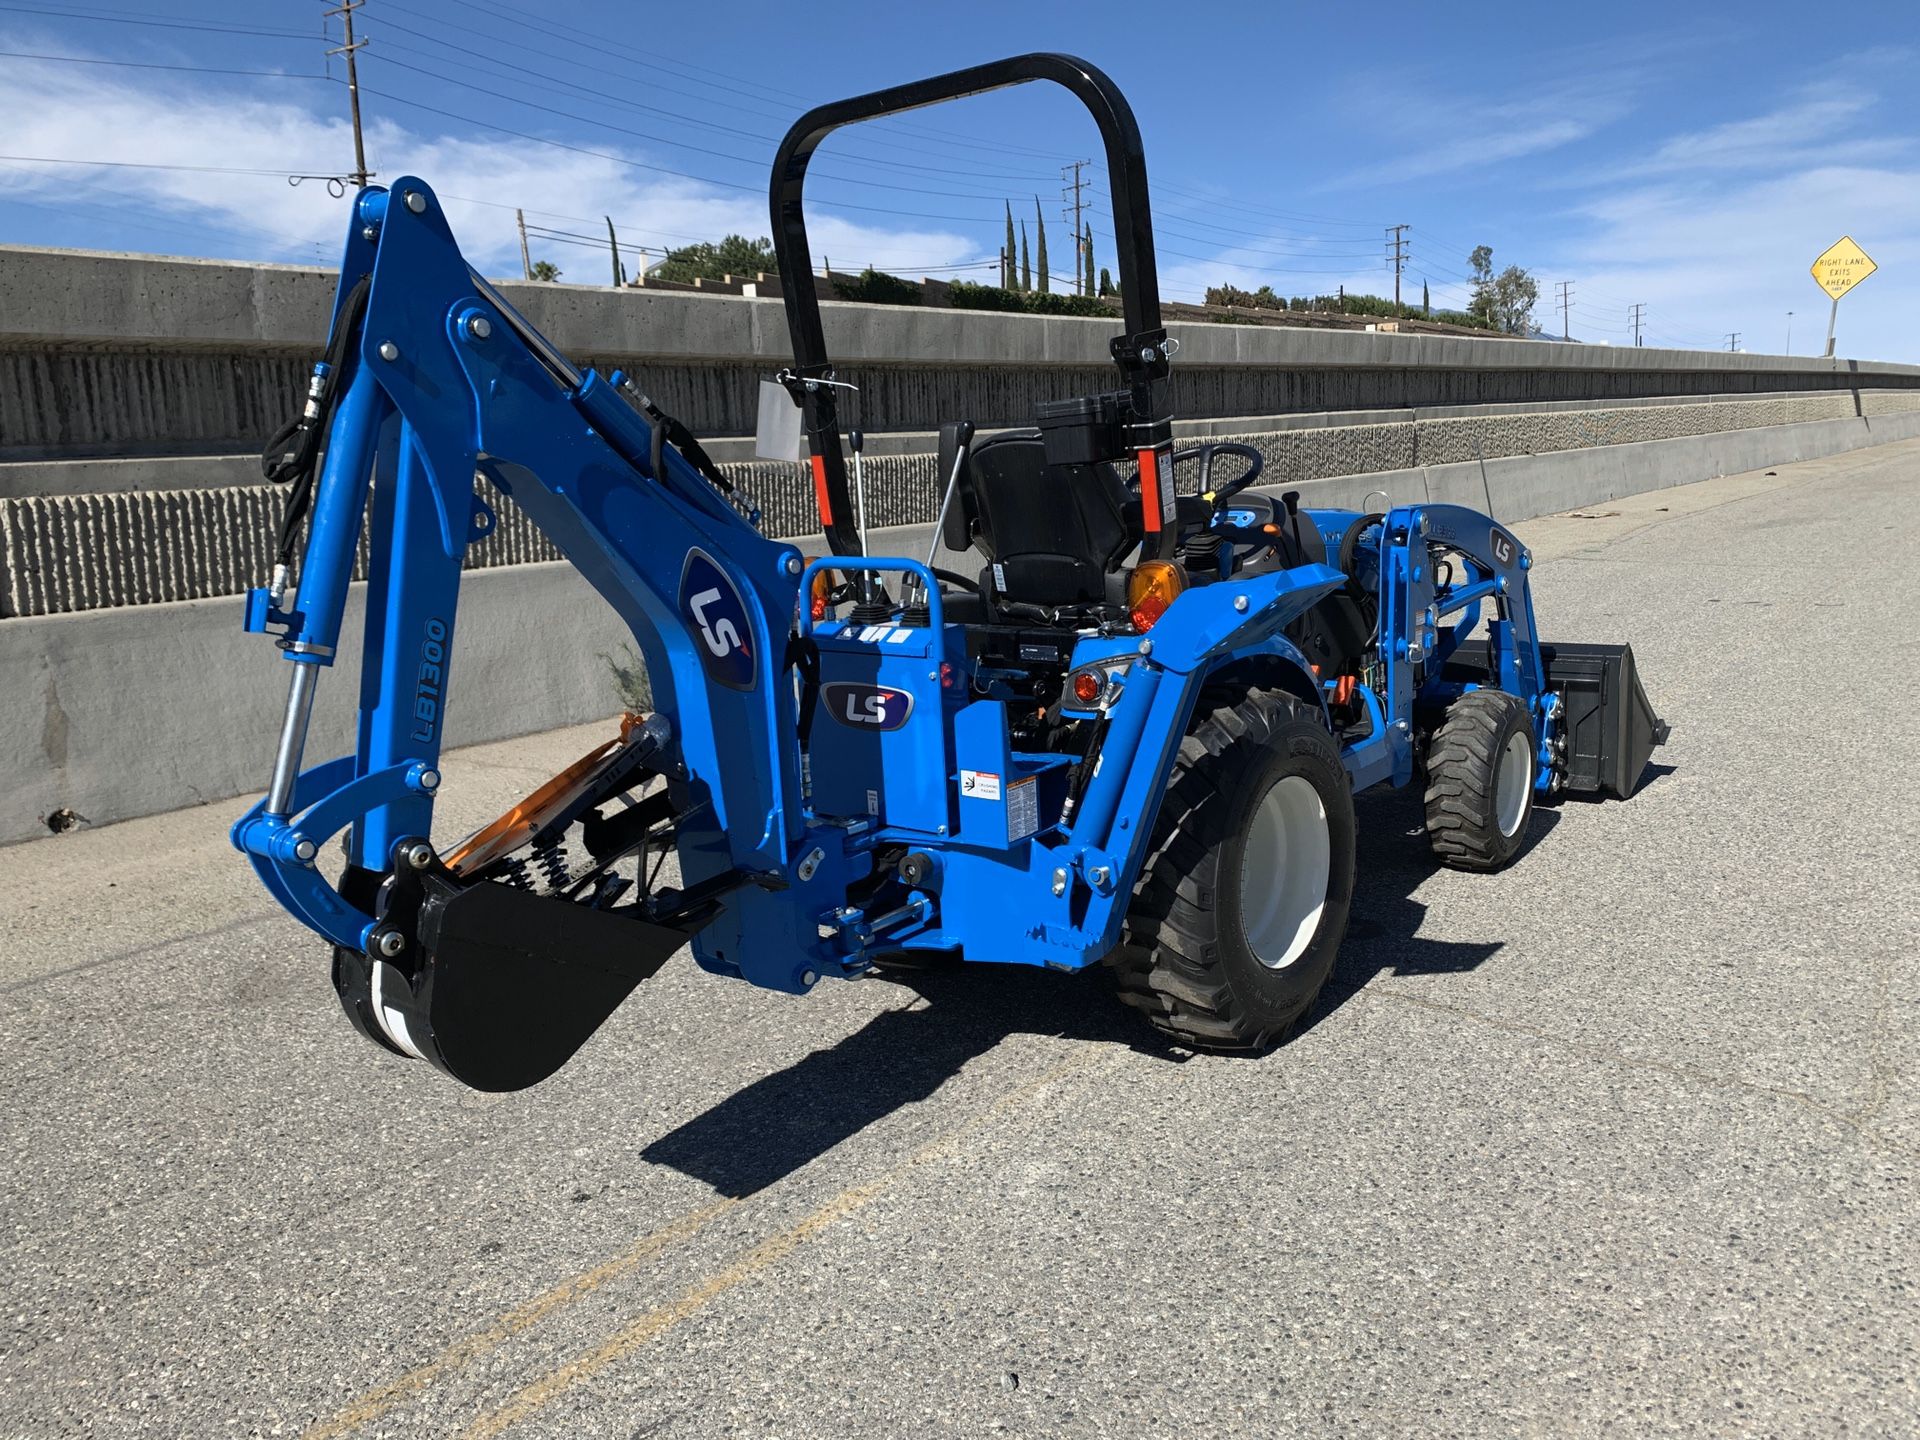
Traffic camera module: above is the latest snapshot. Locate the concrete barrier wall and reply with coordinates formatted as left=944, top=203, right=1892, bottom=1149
left=9, top=389, right=1919, bottom=618
left=6, top=413, right=1918, bottom=846
left=6, top=245, right=1918, bottom=459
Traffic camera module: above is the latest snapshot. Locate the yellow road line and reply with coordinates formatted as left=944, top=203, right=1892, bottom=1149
left=457, top=1043, right=1116, bottom=1440
left=301, top=1198, right=737, bottom=1440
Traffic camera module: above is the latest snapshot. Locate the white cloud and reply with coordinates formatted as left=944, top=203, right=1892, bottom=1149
left=0, top=52, right=986, bottom=278
left=1568, top=81, right=1912, bottom=186
left=1555, top=163, right=1920, bottom=356
left=1317, top=70, right=1640, bottom=189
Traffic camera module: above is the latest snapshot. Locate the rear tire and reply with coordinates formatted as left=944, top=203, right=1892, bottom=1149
left=1423, top=689, right=1537, bottom=871
left=1112, top=690, right=1357, bottom=1052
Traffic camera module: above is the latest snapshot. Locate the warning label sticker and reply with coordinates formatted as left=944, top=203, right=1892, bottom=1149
left=1007, top=777, right=1040, bottom=842
left=960, top=769, right=1001, bottom=801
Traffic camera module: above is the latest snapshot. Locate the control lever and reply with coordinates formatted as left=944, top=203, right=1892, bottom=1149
left=921, top=420, right=976, bottom=609
left=1282, top=489, right=1307, bottom=565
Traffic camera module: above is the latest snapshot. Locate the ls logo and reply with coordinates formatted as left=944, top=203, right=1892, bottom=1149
left=821, top=682, right=914, bottom=731
left=1489, top=527, right=1516, bottom=567
left=679, top=549, right=755, bottom=691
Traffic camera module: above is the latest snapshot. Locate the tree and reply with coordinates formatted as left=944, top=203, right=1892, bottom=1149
left=1467, top=245, right=1496, bottom=326
left=529, top=259, right=561, bottom=282
left=1466, top=245, right=1538, bottom=333
left=1490, top=265, right=1539, bottom=335
left=1020, top=220, right=1031, bottom=292
left=1033, top=197, right=1050, bottom=294
left=1083, top=224, right=1095, bottom=298
left=1422, top=279, right=1430, bottom=318
left=1099, top=265, right=1115, bottom=297
left=653, top=234, right=775, bottom=284
left=1004, top=201, right=1016, bottom=289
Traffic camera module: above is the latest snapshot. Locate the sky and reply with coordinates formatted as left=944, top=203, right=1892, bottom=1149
left=1, top=0, right=1915, bottom=359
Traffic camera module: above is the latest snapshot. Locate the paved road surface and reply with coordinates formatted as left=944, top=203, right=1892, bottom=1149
left=3, top=443, right=1916, bottom=1438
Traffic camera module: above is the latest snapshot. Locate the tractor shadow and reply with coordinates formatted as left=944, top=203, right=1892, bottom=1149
left=643, top=786, right=1553, bottom=1198
left=1295, top=786, right=1556, bottom=1037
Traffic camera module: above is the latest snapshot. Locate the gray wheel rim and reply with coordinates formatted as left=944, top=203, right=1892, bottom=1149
left=1496, top=730, right=1534, bottom=838
left=1239, top=774, right=1331, bottom=970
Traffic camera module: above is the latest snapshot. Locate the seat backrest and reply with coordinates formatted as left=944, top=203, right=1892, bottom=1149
left=955, top=430, right=1136, bottom=606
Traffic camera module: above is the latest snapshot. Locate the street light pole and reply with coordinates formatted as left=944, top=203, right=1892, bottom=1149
left=1786, top=311, right=1793, bottom=356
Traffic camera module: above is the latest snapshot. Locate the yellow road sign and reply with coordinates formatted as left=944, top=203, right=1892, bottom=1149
left=1811, top=236, right=1877, bottom=300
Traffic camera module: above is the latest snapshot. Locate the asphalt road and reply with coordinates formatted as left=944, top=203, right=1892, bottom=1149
left=3, top=442, right=1916, bottom=1438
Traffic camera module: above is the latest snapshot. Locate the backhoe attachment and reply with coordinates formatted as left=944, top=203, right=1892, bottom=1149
left=231, top=179, right=812, bottom=1089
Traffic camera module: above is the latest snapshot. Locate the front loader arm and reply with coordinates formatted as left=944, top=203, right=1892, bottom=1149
left=231, top=181, right=806, bottom=1088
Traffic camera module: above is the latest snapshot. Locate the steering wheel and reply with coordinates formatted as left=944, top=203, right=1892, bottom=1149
left=1171, top=442, right=1265, bottom=506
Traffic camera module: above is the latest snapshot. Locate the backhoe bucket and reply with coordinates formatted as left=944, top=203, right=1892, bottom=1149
left=1539, top=641, right=1670, bottom=799
left=334, top=871, right=690, bottom=1092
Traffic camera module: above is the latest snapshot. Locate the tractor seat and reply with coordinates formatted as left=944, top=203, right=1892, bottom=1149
left=939, top=427, right=1138, bottom=609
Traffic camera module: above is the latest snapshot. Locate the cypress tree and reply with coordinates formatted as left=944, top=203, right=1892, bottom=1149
left=1083, top=224, right=1095, bottom=298
left=1034, top=198, right=1050, bottom=294
left=1004, top=202, right=1016, bottom=288
left=1020, top=221, right=1031, bottom=292
left=1422, top=279, right=1430, bottom=317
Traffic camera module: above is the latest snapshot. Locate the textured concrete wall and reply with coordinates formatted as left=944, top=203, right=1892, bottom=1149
left=8, top=413, right=1919, bottom=845
left=7, top=245, right=1918, bottom=461
left=8, top=390, right=1920, bottom=617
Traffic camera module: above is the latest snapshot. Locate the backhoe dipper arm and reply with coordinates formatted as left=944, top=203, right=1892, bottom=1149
left=231, top=182, right=806, bottom=1085
left=770, top=52, right=1175, bottom=556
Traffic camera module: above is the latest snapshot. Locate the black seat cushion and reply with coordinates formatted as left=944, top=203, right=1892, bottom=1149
left=955, top=431, right=1136, bottom=607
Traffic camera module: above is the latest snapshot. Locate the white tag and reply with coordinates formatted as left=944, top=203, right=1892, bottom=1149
left=1007, top=777, right=1040, bottom=842
left=866, top=788, right=880, bottom=816
left=960, top=769, right=1001, bottom=801
left=754, top=379, right=803, bottom=462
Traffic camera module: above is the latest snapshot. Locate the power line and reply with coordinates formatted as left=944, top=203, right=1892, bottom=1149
left=389, top=0, right=1073, bottom=165
left=362, top=30, right=1060, bottom=185
left=352, top=83, right=996, bottom=222
left=358, top=51, right=1031, bottom=205
left=0, top=2, right=313, bottom=39
left=0, top=48, right=330, bottom=79
left=0, top=153, right=339, bottom=178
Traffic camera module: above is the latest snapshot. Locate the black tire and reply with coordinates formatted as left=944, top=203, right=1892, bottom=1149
left=1423, top=689, right=1537, bottom=871
left=1112, top=690, right=1357, bottom=1052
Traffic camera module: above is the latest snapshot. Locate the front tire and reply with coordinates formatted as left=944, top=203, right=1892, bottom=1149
left=1113, top=690, right=1357, bottom=1052
left=1423, top=689, right=1537, bottom=871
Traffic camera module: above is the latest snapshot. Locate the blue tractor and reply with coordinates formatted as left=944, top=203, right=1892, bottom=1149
left=232, top=55, right=1666, bottom=1090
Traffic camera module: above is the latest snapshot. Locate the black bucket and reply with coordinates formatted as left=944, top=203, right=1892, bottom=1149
left=1445, top=639, right=1669, bottom=799
left=1538, top=641, right=1670, bottom=798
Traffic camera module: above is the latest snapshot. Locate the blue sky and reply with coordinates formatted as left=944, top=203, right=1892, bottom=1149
left=2, top=0, right=1915, bottom=358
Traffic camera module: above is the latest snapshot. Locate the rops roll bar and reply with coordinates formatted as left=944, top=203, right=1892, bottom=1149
left=769, top=53, right=1172, bottom=556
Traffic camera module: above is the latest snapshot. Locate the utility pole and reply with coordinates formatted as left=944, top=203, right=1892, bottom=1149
left=1555, top=279, right=1574, bottom=340
left=1385, top=224, right=1409, bottom=313
left=605, top=216, right=624, bottom=286
left=1785, top=310, right=1794, bottom=355
left=1060, top=160, right=1090, bottom=295
left=323, top=0, right=372, bottom=189
left=1628, top=302, right=1645, bottom=347
left=515, top=208, right=532, bottom=280
left=1725, top=332, right=1741, bottom=352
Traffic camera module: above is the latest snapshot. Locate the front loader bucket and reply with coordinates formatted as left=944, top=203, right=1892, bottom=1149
left=1539, top=641, right=1670, bottom=799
